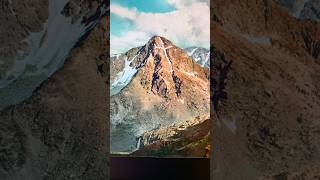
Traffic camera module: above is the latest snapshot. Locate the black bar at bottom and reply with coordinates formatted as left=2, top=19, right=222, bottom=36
left=110, top=156, right=210, bottom=180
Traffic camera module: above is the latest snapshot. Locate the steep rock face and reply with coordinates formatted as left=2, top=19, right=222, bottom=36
left=0, top=12, right=109, bottom=180
left=110, top=36, right=209, bottom=153
left=212, top=0, right=320, bottom=179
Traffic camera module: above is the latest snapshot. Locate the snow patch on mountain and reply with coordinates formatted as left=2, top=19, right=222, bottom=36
left=241, top=34, right=271, bottom=45
left=111, top=54, right=139, bottom=96
left=187, top=47, right=198, bottom=56
left=184, top=47, right=210, bottom=68
left=185, top=72, right=196, bottom=77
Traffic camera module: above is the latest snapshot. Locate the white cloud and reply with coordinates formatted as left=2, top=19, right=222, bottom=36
left=110, top=4, right=138, bottom=20
left=111, top=1, right=210, bottom=54
left=166, top=0, right=193, bottom=8
left=111, top=31, right=150, bottom=55
left=166, top=0, right=209, bottom=8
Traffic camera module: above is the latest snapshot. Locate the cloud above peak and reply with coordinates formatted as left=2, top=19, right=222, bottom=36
left=110, top=0, right=210, bottom=54
left=110, top=4, right=138, bottom=20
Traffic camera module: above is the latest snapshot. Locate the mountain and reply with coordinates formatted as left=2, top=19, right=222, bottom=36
left=132, top=114, right=211, bottom=157
left=0, top=1, right=109, bottom=179
left=277, top=0, right=320, bottom=21
left=212, top=0, right=320, bottom=179
left=0, top=0, right=107, bottom=110
left=110, top=46, right=210, bottom=91
left=184, top=47, right=210, bottom=68
left=110, top=36, right=210, bottom=153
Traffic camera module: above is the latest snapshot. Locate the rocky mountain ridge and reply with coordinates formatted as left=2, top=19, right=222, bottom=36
left=184, top=47, right=210, bottom=68
left=110, top=36, right=210, bottom=153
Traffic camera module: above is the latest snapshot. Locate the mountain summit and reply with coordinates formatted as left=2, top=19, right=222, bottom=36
left=110, top=36, right=209, bottom=152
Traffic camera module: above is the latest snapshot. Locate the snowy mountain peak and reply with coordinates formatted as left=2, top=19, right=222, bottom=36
left=110, top=36, right=210, bottom=97
left=147, top=36, right=174, bottom=47
left=111, top=36, right=210, bottom=152
left=184, top=47, right=210, bottom=68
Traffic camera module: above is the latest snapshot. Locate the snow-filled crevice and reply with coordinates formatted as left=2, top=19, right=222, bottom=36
left=204, top=52, right=210, bottom=66
left=155, top=38, right=173, bottom=73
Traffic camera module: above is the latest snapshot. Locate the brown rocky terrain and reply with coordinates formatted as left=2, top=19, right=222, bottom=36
left=0, top=7, right=109, bottom=180
left=212, top=0, right=320, bottom=179
left=110, top=36, right=210, bottom=153
left=0, top=0, right=48, bottom=76
left=61, top=0, right=104, bottom=23
left=132, top=114, right=210, bottom=158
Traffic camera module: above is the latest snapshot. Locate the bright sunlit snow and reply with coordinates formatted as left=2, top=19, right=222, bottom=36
left=111, top=54, right=139, bottom=96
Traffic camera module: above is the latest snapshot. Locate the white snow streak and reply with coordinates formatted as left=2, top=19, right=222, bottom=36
left=155, top=38, right=174, bottom=73
left=242, top=34, right=271, bottom=45
left=187, top=47, right=198, bottom=56
left=111, top=54, right=139, bottom=96
left=185, top=72, right=196, bottom=77
left=204, top=52, right=210, bottom=66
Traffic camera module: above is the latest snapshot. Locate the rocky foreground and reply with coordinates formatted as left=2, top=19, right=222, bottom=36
left=132, top=114, right=211, bottom=157
left=0, top=5, right=109, bottom=180
left=211, top=0, right=320, bottom=179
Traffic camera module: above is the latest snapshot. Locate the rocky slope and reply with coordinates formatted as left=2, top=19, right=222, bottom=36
left=0, top=0, right=107, bottom=110
left=212, top=0, right=320, bottom=179
left=132, top=114, right=210, bottom=157
left=110, top=36, right=210, bottom=153
left=0, top=2, right=109, bottom=180
left=184, top=47, right=210, bottom=68
left=277, top=0, right=320, bottom=21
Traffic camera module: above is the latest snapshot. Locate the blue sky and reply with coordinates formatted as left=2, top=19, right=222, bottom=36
left=110, top=0, right=176, bottom=37
left=111, top=0, right=176, bottom=13
left=110, top=13, right=134, bottom=36
left=110, top=0, right=210, bottom=54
